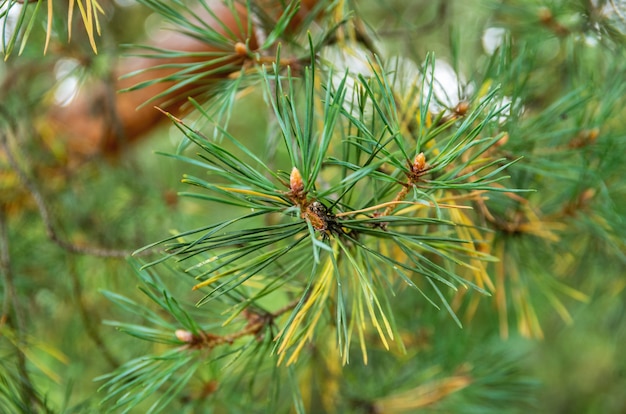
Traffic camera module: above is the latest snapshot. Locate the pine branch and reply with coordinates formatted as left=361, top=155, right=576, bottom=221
left=2, top=1, right=625, bottom=412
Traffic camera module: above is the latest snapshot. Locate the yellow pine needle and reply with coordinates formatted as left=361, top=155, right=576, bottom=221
left=43, top=0, right=52, bottom=54
left=610, top=278, right=626, bottom=298
left=93, top=0, right=104, bottom=36
left=355, top=292, right=368, bottom=364
left=378, top=240, right=390, bottom=258
left=192, top=249, right=279, bottom=291
left=34, top=341, right=70, bottom=366
left=374, top=374, right=472, bottom=412
left=74, top=1, right=89, bottom=42
left=314, top=69, right=325, bottom=131
left=518, top=294, right=544, bottom=339
left=394, top=201, right=472, bottom=217
left=448, top=206, right=495, bottom=292
left=494, top=241, right=509, bottom=339
left=335, top=200, right=472, bottom=218
left=542, top=288, right=574, bottom=325
left=332, top=0, right=347, bottom=44
left=240, top=275, right=267, bottom=290
left=193, top=267, right=238, bottom=290
left=72, top=0, right=101, bottom=54
left=438, top=189, right=489, bottom=203
left=193, top=260, right=253, bottom=291
left=550, top=280, right=589, bottom=303
left=461, top=292, right=482, bottom=323
left=510, top=262, right=544, bottom=339
left=516, top=206, right=567, bottom=241
left=334, top=201, right=417, bottom=217
left=185, top=255, right=219, bottom=272
left=339, top=241, right=394, bottom=355
left=415, top=107, right=433, bottom=130
left=397, top=80, right=420, bottom=136
left=85, top=0, right=94, bottom=50
left=221, top=310, right=243, bottom=328
left=360, top=281, right=393, bottom=350
left=68, top=0, right=75, bottom=41
left=358, top=329, right=367, bottom=365
left=214, top=186, right=287, bottom=204
left=284, top=298, right=329, bottom=365
left=276, top=254, right=335, bottom=365
left=477, top=79, right=493, bottom=99
left=2, top=330, right=69, bottom=383
left=23, top=348, right=63, bottom=383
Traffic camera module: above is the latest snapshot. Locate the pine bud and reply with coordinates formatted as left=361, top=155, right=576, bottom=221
left=413, top=152, right=427, bottom=172
left=305, top=201, right=329, bottom=231
left=175, top=329, right=194, bottom=343
left=496, top=133, right=509, bottom=147
left=234, top=42, right=247, bottom=56
left=454, top=101, right=470, bottom=117
left=290, top=167, right=304, bottom=194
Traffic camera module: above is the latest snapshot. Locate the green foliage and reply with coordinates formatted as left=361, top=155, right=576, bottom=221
left=2, top=0, right=626, bottom=413
left=1, top=0, right=104, bottom=56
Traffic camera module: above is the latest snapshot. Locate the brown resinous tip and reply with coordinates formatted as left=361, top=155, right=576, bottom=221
left=289, top=166, right=304, bottom=195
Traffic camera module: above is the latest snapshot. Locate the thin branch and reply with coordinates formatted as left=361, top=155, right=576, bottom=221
left=67, top=260, right=120, bottom=368
left=102, top=69, right=129, bottom=153
left=270, top=296, right=302, bottom=318
left=0, top=108, right=140, bottom=258
left=177, top=298, right=301, bottom=351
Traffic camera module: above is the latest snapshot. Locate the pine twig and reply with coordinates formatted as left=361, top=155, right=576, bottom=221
left=175, top=297, right=301, bottom=351
left=380, top=152, right=432, bottom=217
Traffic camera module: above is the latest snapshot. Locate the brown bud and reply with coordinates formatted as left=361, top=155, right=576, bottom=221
left=537, top=7, right=568, bottom=36
left=305, top=201, right=329, bottom=231
left=495, top=133, right=509, bottom=147
left=413, top=152, right=427, bottom=172
left=579, top=188, right=596, bottom=204
left=175, top=329, right=194, bottom=343
left=569, top=128, right=600, bottom=149
left=538, top=7, right=553, bottom=24
left=290, top=166, right=304, bottom=194
left=234, top=42, right=248, bottom=56
left=454, top=101, right=470, bottom=116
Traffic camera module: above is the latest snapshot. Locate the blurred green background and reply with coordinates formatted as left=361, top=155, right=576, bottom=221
left=1, top=0, right=625, bottom=412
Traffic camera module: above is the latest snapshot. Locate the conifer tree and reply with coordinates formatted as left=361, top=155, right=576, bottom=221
left=1, top=1, right=625, bottom=413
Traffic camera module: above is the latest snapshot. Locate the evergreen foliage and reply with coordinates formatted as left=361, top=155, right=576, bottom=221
left=1, top=0, right=625, bottom=413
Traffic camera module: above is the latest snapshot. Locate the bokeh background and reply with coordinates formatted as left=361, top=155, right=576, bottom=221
left=1, top=0, right=625, bottom=412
